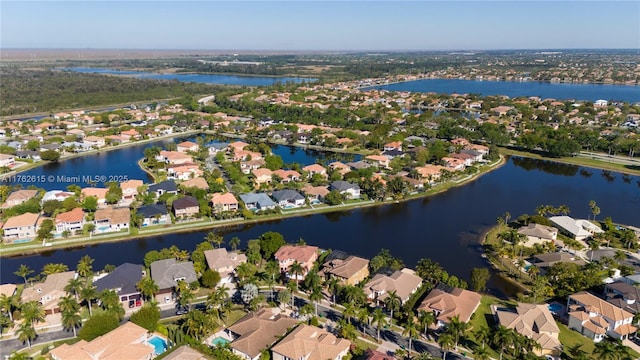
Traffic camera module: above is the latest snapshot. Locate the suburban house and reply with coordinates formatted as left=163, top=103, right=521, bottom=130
left=54, top=207, right=85, bottom=235
left=328, top=161, right=351, bottom=176
left=271, top=324, right=351, bottom=360
left=321, top=252, right=370, bottom=286
left=210, top=192, right=239, bottom=213
left=154, top=124, right=173, bottom=136
left=517, top=223, right=558, bottom=247
left=414, top=165, right=448, bottom=182
left=550, top=216, right=604, bottom=242
left=0, top=153, right=16, bottom=168
left=21, top=271, right=76, bottom=315
left=204, top=248, right=247, bottom=284
left=329, top=181, right=361, bottom=199
left=417, top=284, right=482, bottom=329
left=172, top=196, right=200, bottom=218
left=2, top=189, right=39, bottom=208
left=176, top=141, right=199, bottom=153
left=441, top=157, right=466, bottom=171
left=274, top=245, right=319, bottom=280
left=270, top=189, right=306, bottom=208
left=302, top=164, right=327, bottom=178
left=150, top=259, right=198, bottom=303
left=157, top=150, right=193, bottom=165
left=272, top=169, right=301, bottom=183
left=81, top=188, right=108, bottom=207
left=2, top=212, right=40, bottom=242
left=225, top=308, right=298, bottom=360
left=493, top=303, right=562, bottom=357
left=239, top=192, right=277, bottom=211
left=83, top=135, right=106, bottom=148
left=94, top=263, right=144, bottom=310
left=93, top=207, right=130, bottom=234
left=301, top=185, right=330, bottom=203
left=384, top=141, right=402, bottom=151
left=604, top=281, right=640, bottom=315
left=240, top=159, right=266, bottom=174
left=41, top=190, right=74, bottom=203
left=568, top=291, right=637, bottom=341
left=148, top=180, right=178, bottom=197
left=167, top=163, right=203, bottom=181
left=364, top=155, right=390, bottom=168
left=363, top=349, right=395, bottom=360
left=252, top=168, right=273, bottom=186
left=0, top=284, right=17, bottom=298
left=530, top=253, right=585, bottom=274
left=120, top=180, right=144, bottom=201
left=137, top=204, right=170, bottom=226
left=228, top=141, right=250, bottom=153
left=364, top=268, right=423, bottom=305
left=49, top=322, right=154, bottom=360
left=181, top=177, right=209, bottom=190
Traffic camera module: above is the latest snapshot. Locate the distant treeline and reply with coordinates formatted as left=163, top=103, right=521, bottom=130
left=0, top=68, right=230, bottom=116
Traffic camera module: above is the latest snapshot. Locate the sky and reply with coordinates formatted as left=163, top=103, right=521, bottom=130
left=1, top=1, right=639, bottom=51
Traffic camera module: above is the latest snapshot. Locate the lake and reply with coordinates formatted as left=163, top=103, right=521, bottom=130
left=2, top=154, right=638, bottom=297
left=365, top=78, right=640, bottom=103
left=61, top=67, right=317, bottom=86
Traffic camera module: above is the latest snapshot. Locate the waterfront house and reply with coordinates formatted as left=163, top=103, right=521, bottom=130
left=172, top=196, right=200, bottom=218
left=328, top=161, right=351, bottom=176
left=176, top=141, right=199, bottom=153
left=1, top=189, right=39, bottom=208
left=414, top=165, right=448, bottom=182
left=210, top=192, right=239, bottom=213
left=301, top=185, right=330, bottom=203
left=270, top=189, right=306, bottom=209
left=2, top=212, right=40, bottom=242
left=460, top=148, right=484, bottom=162
left=493, top=303, right=561, bottom=357
left=83, top=135, right=106, bottom=148
left=93, top=207, right=130, bottom=233
left=49, top=322, right=154, bottom=360
left=15, top=150, right=41, bottom=161
left=239, top=192, right=277, bottom=211
left=137, top=204, right=170, bottom=226
left=120, top=180, right=144, bottom=201
left=365, top=155, right=390, bottom=168
left=321, top=252, right=369, bottom=286
left=274, top=245, right=319, bottom=280
left=302, top=164, right=327, bottom=178
left=272, top=169, right=301, bottom=183
left=94, top=263, right=144, bottom=310
left=41, top=190, right=74, bottom=203
left=180, top=177, right=209, bottom=190
left=604, top=281, right=640, bottom=315
left=449, top=152, right=475, bottom=166
left=364, top=268, right=423, bottom=305
left=22, top=271, right=76, bottom=315
left=148, top=180, right=178, bottom=197
left=417, top=284, right=482, bottom=329
left=517, top=223, right=559, bottom=247
left=105, top=135, right=128, bottom=145
left=567, top=291, right=637, bottom=341
left=54, top=208, right=85, bottom=235
left=450, top=138, right=470, bottom=147
left=531, top=253, right=585, bottom=274
left=271, top=324, right=351, bottom=360
left=205, top=142, right=228, bottom=155
left=441, top=157, right=466, bottom=171
left=232, top=150, right=263, bottom=162
left=204, top=248, right=247, bottom=284
left=81, top=187, right=108, bottom=207
left=167, top=163, right=203, bottom=181
left=549, top=216, right=604, bottom=242
left=228, top=141, right=250, bottom=153
left=226, top=308, right=298, bottom=360
left=157, top=150, right=193, bottom=165
left=252, top=168, right=273, bottom=186
left=150, top=259, right=198, bottom=303
left=329, top=181, right=361, bottom=199
left=154, top=124, right=173, bottom=135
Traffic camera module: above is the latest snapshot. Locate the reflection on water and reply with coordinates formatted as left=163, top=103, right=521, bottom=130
left=511, top=156, right=579, bottom=176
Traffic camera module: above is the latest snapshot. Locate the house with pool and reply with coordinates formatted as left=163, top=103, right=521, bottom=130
left=93, top=207, right=130, bottom=234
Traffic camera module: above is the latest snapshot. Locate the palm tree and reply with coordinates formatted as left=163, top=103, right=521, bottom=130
left=17, top=322, right=36, bottom=349
left=264, top=260, right=280, bottom=300
left=327, top=277, right=341, bottom=305
left=277, top=289, right=291, bottom=311
left=418, top=310, right=435, bottom=339
left=14, top=265, right=34, bottom=285
left=99, top=289, right=124, bottom=319
left=61, top=306, right=82, bottom=337
left=57, top=295, right=80, bottom=315
left=65, top=277, right=84, bottom=302
left=342, top=302, right=357, bottom=325
left=588, top=239, right=600, bottom=261
left=473, top=346, right=490, bottom=360
left=41, top=263, right=69, bottom=276
left=309, top=285, right=323, bottom=317
left=474, top=326, right=491, bottom=349
left=593, top=339, right=618, bottom=360
left=447, top=315, right=468, bottom=350
left=20, top=301, right=45, bottom=328
left=205, top=231, right=224, bottom=248
left=437, top=333, right=455, bottom=360
left=76, top=255, right=94, bottom=279
left=503, top=211, right=511, bottom=225
left=371, top=308, right=387, bottom=342
left=288, top=261, right=305, bottom=291
left=229, top=236, right=241, bottom=251
left=0, top=294, right=18, bottom=321
left=356, top=305, right=370, bottom=332
left=80, top=284, right=97, bottom=317
left=402, top=315, right=419, bottom=355
left=383, top=290, right=401, bottom=321
left=493, top=325, right=515, bottom=360
left=136, top=276, right=159, bottom=302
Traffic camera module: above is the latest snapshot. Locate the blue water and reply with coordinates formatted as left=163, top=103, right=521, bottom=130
left=366, top=78, right=640, bottom=103
left=148, top=336, right=167, bottom=355
left=548, top=303, right=563, bottom=313
left=212, top=337, right=230, bottom=347
left=270, top=144, right=361, bottom=166
left=61, top=67, right=316, bottom=86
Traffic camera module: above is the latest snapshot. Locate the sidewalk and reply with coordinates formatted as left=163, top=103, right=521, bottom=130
left=1, top=313, right=63, bottom=340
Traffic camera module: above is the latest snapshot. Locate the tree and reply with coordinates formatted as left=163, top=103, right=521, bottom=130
left=325, top=190, right=345, bottom=205
left=277, top=289, right=291, bottom=310
left=327, top=277, right=341, bottom=305
left=80, top=284, right=97, bottom=317
left=258, top=231, right=286, bottom=260
left=288, top=261, right=305, bottom=291
left=36, top=219, right=55, bottom=244
left=64, top=276, right=84, bottom=302
left=437, top=333, right=455, bottom=360
left=181, top=309, right=212, bottom=341
left=78, top=312, right=120, bottom=341
left=264, top=260, right=280, bottom=300
left=383, top=290, right=401, bottom=320
left=20, top=300, right=45, bottom=328
left=40, top=149, right=61, bottom=162
left=17, top=322, right=36, bottom=349
left=61, top=305, right=82, bottom=337
left=99, top=289, right=124, bottom=319
left=136, top=276, right=159, bottom=302
left=82, top=196, right=98, bottom=212
left=447, top=315, right=468, bottom=350
left=418, top=310, right=435, bottom=339
left=76, top=255, right=94, bottom=279
left=201, top=269, right=221, bottom=289
left=493, top=325, right=515, bottom=360
left=0, top=294, right=19, bottom=321
left=473, top=346, right=490, bottom=360
left=205, top=231, right=224, bottom=248
left=371, top=308, right=387, bottom=342
left=130, top=303, right=161, bottom=332
left=402, top=315, right=419, bottom=355
left=42, top=263, right=69, bottom=276
left=593, top=339, right=619, bottom=360
left=14, top=265, right=34, bottom=285
left=229, top=236, right=241, bottom=251
left=470, top=268, right=490, bottom=293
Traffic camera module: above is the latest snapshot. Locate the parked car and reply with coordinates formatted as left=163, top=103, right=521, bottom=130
left=176, top=306, right=189, bottom=315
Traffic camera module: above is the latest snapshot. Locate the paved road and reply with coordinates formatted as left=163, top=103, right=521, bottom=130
left=0, top=330, right=75, bottom=358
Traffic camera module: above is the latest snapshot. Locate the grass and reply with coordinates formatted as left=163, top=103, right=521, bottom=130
left=353, top=338, right=378, bottom=351
left=558, top=323, right=597, bottom=358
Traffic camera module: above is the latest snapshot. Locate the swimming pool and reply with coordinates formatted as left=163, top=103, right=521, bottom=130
left=211, top=336, right=230, bottom=347
left=148, top=335, right=168, bottom=355
left=97, top=226, right=109, bottom=232
left=548, top=303, right=563, bottom=314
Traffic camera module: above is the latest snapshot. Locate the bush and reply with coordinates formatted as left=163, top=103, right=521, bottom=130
left=130, top=304, right=161, bottom=332
left=201, top=269, right=221, bottom=289
left=78, top=312, right=120, bottom=341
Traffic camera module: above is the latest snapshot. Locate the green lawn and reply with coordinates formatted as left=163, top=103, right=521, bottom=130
left=558, top=323, right=596, bottom=358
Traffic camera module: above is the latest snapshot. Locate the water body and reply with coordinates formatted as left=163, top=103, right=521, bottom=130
left=2, top=156, right=638, bottom=297
left=61, top=68, right=317, bottom=86
left=366, top=79, right=640, bottom=103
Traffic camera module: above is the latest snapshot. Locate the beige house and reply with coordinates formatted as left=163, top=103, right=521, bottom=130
left=302, top=164, right=327, bottom=178
left=204, top=248, right=247, bottom=284
left=210, top=192, right=239, bottom=213
left=568, top=291, right=637, bottom=342
left=417, top=284, right=482, bottom=329
left=93, top=207, right=130, bottom=233
left=252, top=168, right=273, bottom=186
left=2, top=212, right=40, bottom=242
left=120, top=180, right=144, bottom=200
left=49, top=322, right=154, bottom=360
left=364, top=268, right=423, bottom=305
left=274, top=245, right=319, bottom=280
left=271, top=324, right=351, bottom=360
left=2, top=189, right=39, bottom=208
left=322, top=255, right=369, bottom=286
left=493, top=303, right=561, bottom=357
left=517, top=223, right=558, bottom=247
left=22, top=271, right=76, bottom=314
left=226, top=308, right=298, bottom=360
left=0, top=153, right=16, bottom=168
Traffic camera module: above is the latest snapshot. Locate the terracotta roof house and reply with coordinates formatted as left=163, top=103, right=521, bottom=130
left=329, top=181, right=361, bottom=199
left=22, top=271, right=76, bottom=314
left=240, top=159, right=266, bottom=175
left=54, top=207, right=85, bottom=235
left=157, top=150, right=193, bottom=165
left=417, top=284, right=482, bottom=329
left=414, top=165, right=449, bottom=182
left=181, top=177, right=209, bottom=190
left=49, top=322, right=154, bottom=360
left=93, top=207, right=130, bottom=234
left=161, top=346, right=207, bottom=360
left=364, top=268, right=423, bottom=305
left=274, top=245, right=319, bottom=280
left=204, top=248, right=247, bottom=284
left=94, top=263, right=144, bottom=310
left=239, top=192, right=277, bottom=211
left=167, top=163, right=203, bottom=181
left=450, top=138, right=470, bottom=146
left=81, top=187, right=108, bottom=206
left=150, top=259, right=198, bottom=297
left=364, top=155, right=390, bottom=168
left=363, top=349, right=394, bottom=360
left=328, top=161, right=351, bottom=176
left=271, top=324, right=351, bottom=360
left=83, top=135, right=106, bottom=148
left=272, top=169, right=301, bottom=183
left=2, top=189, right=39, bottom=208
left=301, top=185, right=330, bottom=203
left=137, top=204, right=170, bottom=226
left=176, top=141, right=199, bottom=153
left=493, top=303, right=561, bottom=356
left=441, top=157, right=466, bottom=171
left=549, top=216, right=603, bottom=242
left=604, top=281, right=640, bottom=315
left=567, top=291, right=637, bottom=341
left=383, top=141, right=402, bottom=151
left=252, top=168, right=273, bottom=186
left=0, top=283, right=17, bottom=297
left=2, top=212, right=40, bottom=242
left=210, top=192, right=239, bottom=213
left=302, top=164, right=327, bottom=178
left=172, top=196, right=200, bottom=218
left=120, top=180, right=144, bottom=200
left=225, top=308, right=298, bottom=360
left=321, top=255, right=369, bottom=286
left=518, top=223, right=558, bottom=247
left=120, top=128, right=141, bottom=140
left=228, top=141, right=250, bottom=152
left=0, top=153, right=16, bottom=168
